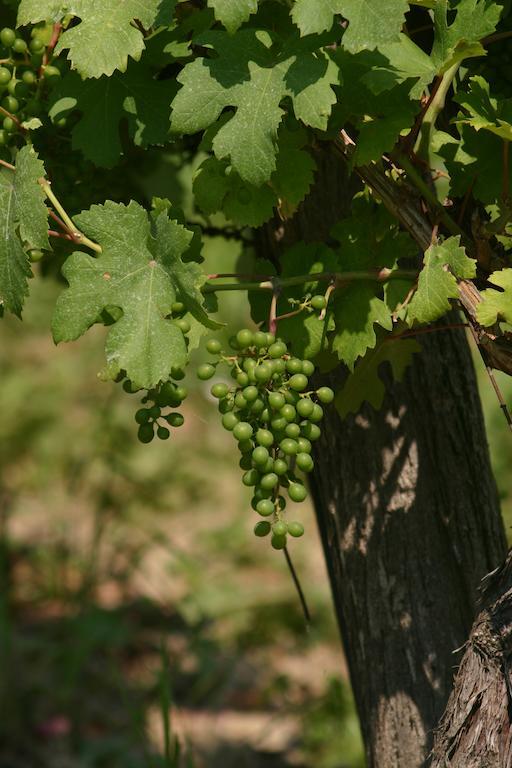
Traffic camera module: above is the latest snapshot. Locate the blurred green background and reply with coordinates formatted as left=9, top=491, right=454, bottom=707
left=1, top=145, right=511, bottom=768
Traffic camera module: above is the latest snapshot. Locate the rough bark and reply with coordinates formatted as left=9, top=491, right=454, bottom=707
left=431, top=550, right=512, bottom=768
left=260, top=146, right=508, bottom=768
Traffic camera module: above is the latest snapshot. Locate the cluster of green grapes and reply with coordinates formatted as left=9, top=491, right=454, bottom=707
left=0, top=25, right=61, bottom=149
left=197, top=329, right=334, bottom=550
left=123, top=374, right=187, bottom=444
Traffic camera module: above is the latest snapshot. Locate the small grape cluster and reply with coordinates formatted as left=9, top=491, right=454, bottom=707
left=198, top=329, right=334, bottom=550
left=123, top=374, right=188, bottom=443
left=0, top=25, right=61, bottom=150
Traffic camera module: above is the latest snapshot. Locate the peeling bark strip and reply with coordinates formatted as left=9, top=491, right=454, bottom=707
left=261, top=148, right=508, bottom=767
left=431, top=551, right=512, bottom=768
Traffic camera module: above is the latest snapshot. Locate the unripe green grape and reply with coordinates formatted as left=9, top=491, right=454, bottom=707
left=273, top=458, right=288, bottom=476
left=249, top=398, right=265, bottom=415
left=269, top=391, right=285, bottom=410
left=297, top=437, right=312, bottom=454
left=159, top=380, right=177, bottom=400
left=254, top=521, right=271, bottom=537
left=234, top=392, right=247, bottom=409
left=240, top=454, right=252, bottom=470
left=285, top=423, right=300, bottom=439
left=253, top=330, right=267, bottom=348
left=254, top=363, right=272, bottom=383
left=0, top=68, right=11, bottom=86
left=272, top=521, right=287, bottom=537
left=43, top=64, right=61, bottom=80
left=252, top=446, right=269, bottom=465
left=302, top=360, right=315, bottom=377
left=206, top=338, right=222, bottom=354
left=171, top=366, right=185, bottom=380
left=284, top=390, right=300, bottom=405
left=135, top=408, right=150, bottom=425
left=12, top=38, right=27, bottom=54
left=148, top=405, right=161, bottom=419
left=265, top=332, right=275, bottom=346
left=54, top=116, right=67, bottom=129
left=236, top=328, right=253, bottom=348
left=297, top=398, right=314, bottom=418
left=256, top=428, right=273, bottom=448
left=197, top=363, right=216, bottom=380
left=233, top=421, right=253, bottom=441
left=286, top=358, right=303, bottom=374
left=256, top=499, right=274, bottom=517
left=310, top=404, right=324, bottom=423
left=0, top=128, right=9, bottom=145
left=222, top=412, right=239, bottom=431
left=2, top=95, right=19, bottom=113
left=27, top=248, right=43, bottom=262
left=3, top=116, right=16, bottom=132
left=211, top=382, right=229, bottom=399
left=175, top=386, right=187, bottom=401
left=260, top=472, right=278, bottom=491
left=0, top=28, right=16, bottom=48
left=242, top=385, right=258, bottom=402
left=218, top=397, right=233, bottom=414
left=242, top=469, right=260, bottom=487
left=289, top=482, right=307, bottom=503
left=271, top=534, right=287, bottom=550
left=262, top=457, right=274, bottom=473
left=280, top=438, right=298, bottom=456
left=261, top=408, right=271, bottom=423
left=123, top=380, right=140, bottom=394
left=311, top=294, right=326, bottom=310
left=157, top=425, right=170, bottom=440
left=175, top=317, right=190, bottom=334
left=236, top=371, right=249, bottom=387
left=138, top=423, right=154, bottom=443
left=243, top=357, right=256, bottom=373
left=280, top=404, right=296, bottom=422
left=270, top=415, right=287, bottom=432
left=21, top=69, right=37, bottom=86
left=171, top=301, right=185, bottom=315
left=238, top=438, right=254, bottom=454
left=8, top=79, right=28, bottom=97
left=29, top=38, right=45, bottom=54
left=288, top=521, right=305, bottom=538
left=296, top=452, right=314, bottom=472
left=268, top=341, right=287, bottom=358
left=289, top=373, right=308, bottom=392
left=166, top=413, right=184, bottom=428
left=317, top=386, right=334, bottom=404
left=301, top=422, right=321, bottom=441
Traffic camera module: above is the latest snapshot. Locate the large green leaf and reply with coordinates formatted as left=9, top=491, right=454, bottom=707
left=407, top=237, right=476, bottom=324
left=52, top=201, right=216, bottom=388
left=171, top=29, right=338, bottom=185
left=0, top=147, right=49, bottom=317
left=340, top=0, right=409, bottom=52
left=431, top=0, right=502, bottom=72
left=454, top=76, right=512, bottom=143
left=49, top=60, right=175, bottom=167
left=18, top=0, right=174, bottom=78
left=291, top=0, right=344, bottom=35
left=208, top=0, right=258, bottom=33
left=476, top=269, right=512, bottom=326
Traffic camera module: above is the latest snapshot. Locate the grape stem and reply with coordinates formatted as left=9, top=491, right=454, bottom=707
left=0, top=158, right=15, bottom=171
left=0, top=104, right=25, bottom=133
left=283, top=546, right=311, bottom=629
left=268, top=281, right=280, bottom=335
left=203, top=268, right=417, bottom=294
left=38, top=178, right=102, bottom=254
left=48, top=229, right=76, bottom=242
left=49, top=208, right=80, bottom=242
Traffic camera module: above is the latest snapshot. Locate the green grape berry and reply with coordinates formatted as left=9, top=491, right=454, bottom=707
left=272, top=521, right=288, bottom=537
left=43, top=64, right=61, bottom=80
left=260, top=472, right=278, bottom=491
left=297, top=437, right=312, bottom=454
left=252, top=446, right=269, bottom=465
left=302, top=422, right=321, bottom=441
left=222, top=412, right=239, bottom=431
left=280, top=404, right=296, bottom=422
left=233, top=421, right=253, bottom=441
left=253, top=330, right=267, bottom=348
left=171, top=301, right=185, bottom=315
left=135, top=408, right=150, bottom=425
left=211, top=383, right=229, bottom=399
left=288, top=522, right=305, bottom=538
left=242, top=385, right=258, bottom=402
left=286, top=358, right=303, bottom=374
left=256, top=428, right=274, bottom=448
left=175, top=317, right=191, bottom=334
left=280, top=438, right=298, bottom=456
left=165, top=413, right=184, bottom=428
left=175, top=386, right=187, bottom=401
left=29, top=38, right=45, bottom=54
left=0, top=67, right=11, bottom=86
left=0, top=28, right=16, bottom=48
left=285, top=423, right=300, bottom=439
left=242, top=469, right=260, bottom=487
left=268, top=341, right=287, bottom=358
left=289, top=482, right=308, bottom=503
left=289, top=373, right=308, bottom=392
left=0, top=129, right=8, bottom=145
left=310, top=404, right=324, bottom=423
left=21, top=71, right=37, bottom=88
left=2, top=95, right=19, bottom=113
left=297, top=398, right=314, bottom=418
left=254, top=363, right=272, bottom=383
left=12, top=38, right=28, bottom=54
left=311, top=294, right=326, bottom=310
left=273, top=458, right=288, bottom=476
left=148, top=405, right=161, bottom=419
left=3, top=116, right=16, bottom=132
left=296, top=452, right=314, bottom=473
left=138, top=423, right=154, bottom=444
left=256, top=499, right=274, bottom=517
left=268, top=392, right=285, bottom=410
left=302, top=360, right=315, bottom=377
left=171, top=366, right=185, bottom=380
left=317, top=386, right=334, bottom=404
left=271, top=534, right=287, bottom=550
left=236, top=328, right=253, bottom=348
left=157, top=425, right=170, bottom=440
left=206, top=338, right=222, bottom=354
left=28, top=249, right=44, bottom=263
left=197, top=363, right=216, bottom=380
left=254, top=521, right=271, bottom=537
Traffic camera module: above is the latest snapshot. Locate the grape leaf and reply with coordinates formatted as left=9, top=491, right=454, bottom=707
left=49, top=60, right=175, bottom=167
left=340, top=0, right=409, bottom=52
left=431, top=0, right=502, bottom=72
left=407, top=237, right=476, bottom=324
left=208, top=0, right=258, bottom=33
left=335, top=334, right=421, bottom=417
left=171, top=29, right=338, bottom=185
left=0, top=147, right=49, bottom=317
left=454, top=76, right=512, bottom=143
left=291, top=0, right=344, bottom=35
left=52, top=201, right=216, bottom=388
left=18, top=0, right=174, bottom=78
left=362, top=35, right=436, bottom=98
left=476, top=269, right=512, bottom=326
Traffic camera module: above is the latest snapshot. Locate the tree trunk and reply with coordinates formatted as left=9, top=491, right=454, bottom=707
left=260, top=146, right=508, bottom=767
